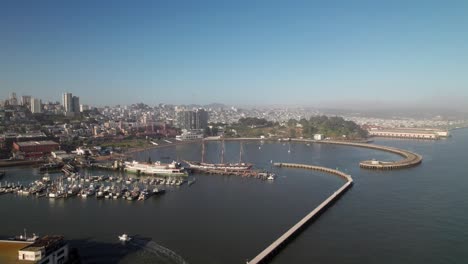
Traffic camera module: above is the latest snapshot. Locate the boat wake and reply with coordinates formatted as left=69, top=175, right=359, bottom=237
left=129, top=238, right=189, bottom=264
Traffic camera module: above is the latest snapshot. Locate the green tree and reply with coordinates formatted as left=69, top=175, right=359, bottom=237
left=289, top=128, right=296, bottom=138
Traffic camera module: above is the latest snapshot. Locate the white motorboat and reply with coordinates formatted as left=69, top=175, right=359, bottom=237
left=118, top=233, right=131, bottom=242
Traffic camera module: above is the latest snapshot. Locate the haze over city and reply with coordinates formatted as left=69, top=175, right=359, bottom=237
left=1, top=0, right=468, bottom=109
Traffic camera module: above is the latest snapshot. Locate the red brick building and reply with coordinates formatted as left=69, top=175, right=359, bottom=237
left=13, top=140, right=59, bottom=157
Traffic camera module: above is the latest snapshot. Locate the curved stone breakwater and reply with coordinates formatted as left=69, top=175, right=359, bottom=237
left=291, top=139, right=422, bottom=170
left=247, top=163, right=353, bottom=264
left=209, top=137, right=423, bottom=170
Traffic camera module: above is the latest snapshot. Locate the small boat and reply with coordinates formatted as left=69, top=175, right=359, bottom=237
left=42, top=176, right=51, bottom=183
left=138, top=190, right=150, bottom=201
left=11, top=229, right=39, bottom=242
left=153, top=188, right=165, bottom=195
left=118, top=233, right=131, bottom=242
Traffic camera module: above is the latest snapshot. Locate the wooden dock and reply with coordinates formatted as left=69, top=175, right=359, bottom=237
left=190, top=168, right=272, bottom=179
left=247, top=163, right=353, bottom=264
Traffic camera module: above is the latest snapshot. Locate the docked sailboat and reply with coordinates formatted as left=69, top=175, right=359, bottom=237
left=184, top=140, right=253, bottom=172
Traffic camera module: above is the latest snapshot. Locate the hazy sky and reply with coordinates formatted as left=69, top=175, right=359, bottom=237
left=1, top=0, right=468, bottom=108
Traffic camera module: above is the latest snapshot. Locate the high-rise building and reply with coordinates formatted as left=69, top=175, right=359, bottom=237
left=62, top=93, right=73, bottom=113
left=80, top=104, right=89, bottom=112
left=62, top=93, right=80, bottom=115
left=72, top=96, right=80, bottom=113
left=177, top=109, right=209, bottom=130
left=176, top=111, right=195, bottom=130
left=31, top=98, right=42, bottom=113
left=195, top=108, right=208, bottom=129
left=21, top=96, right=31, bottom=106
left=9, top=92, right=18, bottom=106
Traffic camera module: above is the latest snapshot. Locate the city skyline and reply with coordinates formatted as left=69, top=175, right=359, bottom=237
left=1, top=1, right=468, bottom=109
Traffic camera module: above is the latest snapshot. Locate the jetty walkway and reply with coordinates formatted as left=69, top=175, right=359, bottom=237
left=247, top=163, right=353, bottom=264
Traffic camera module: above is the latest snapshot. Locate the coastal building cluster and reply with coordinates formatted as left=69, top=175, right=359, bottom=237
left=1, top=91, right=466, bottom=161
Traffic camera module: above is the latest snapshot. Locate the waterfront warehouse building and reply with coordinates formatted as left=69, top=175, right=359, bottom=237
left=368, top=128, right=448, bottom=140
left=13, top=140, right=59, bottom=158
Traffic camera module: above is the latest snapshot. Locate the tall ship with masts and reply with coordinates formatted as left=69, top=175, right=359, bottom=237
left=184, top=140, right=253, bottom=172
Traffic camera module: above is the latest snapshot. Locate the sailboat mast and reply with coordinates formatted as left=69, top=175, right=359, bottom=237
left=201, top=141, right=205, bottom=163
left=239, top=142, right=243, bottom=163
left=221, top=140, right=225, bottom=164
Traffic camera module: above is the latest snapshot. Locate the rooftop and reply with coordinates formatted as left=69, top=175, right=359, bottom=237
left=20, top=235, right=64, bottom=252
left=0, top=240, right=32, bottom=264
left=15, top=141, right=59, bottom=147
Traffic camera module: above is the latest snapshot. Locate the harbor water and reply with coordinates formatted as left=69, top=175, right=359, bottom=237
left=1, top=128, right=468, bottom=263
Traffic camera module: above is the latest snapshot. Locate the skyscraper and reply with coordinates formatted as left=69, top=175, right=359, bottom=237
left=62, top=93, right=73, bottom=113
left=176, top=110, right=195, bottom=130
left=9, top=92, right=18, bottom=106
left=177, top=108, right=209, bottom=130
left=62, top=92, right=80, bottom=115
left=21, top=95, right=31, bottom=107
left=195, top=108, right=208, bottom=129
left=31, top=98, right=42, bottom=113
left=72, top=96, right=80, bottom=113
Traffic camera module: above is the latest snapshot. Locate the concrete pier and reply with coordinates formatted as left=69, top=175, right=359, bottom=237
left=247, top=163, right=353, bottom=264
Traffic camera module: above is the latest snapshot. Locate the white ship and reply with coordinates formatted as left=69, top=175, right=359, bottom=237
left=124, top=161, right=188, bottom=177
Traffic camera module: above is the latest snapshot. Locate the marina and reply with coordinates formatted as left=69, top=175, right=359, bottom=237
left=0, top=173, right=179, bottom=201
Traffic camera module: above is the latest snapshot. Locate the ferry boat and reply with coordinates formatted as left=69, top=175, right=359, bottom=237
left=124, top=161, right=188, bottom=177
